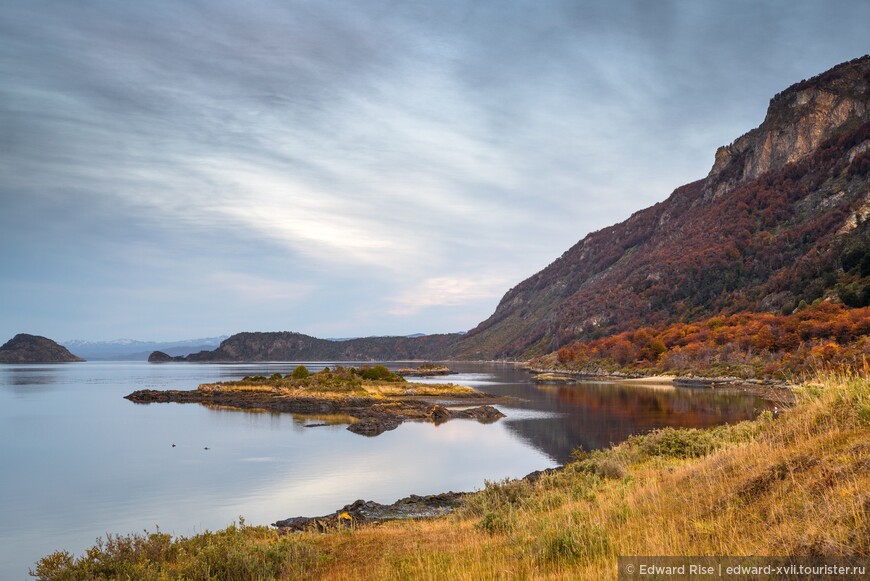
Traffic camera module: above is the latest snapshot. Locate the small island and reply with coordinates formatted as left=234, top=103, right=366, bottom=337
left=395, top=363, right=453, bottom=376
left=0, top=333, right=85, bottom=363
left=126, top=365, right=505, bottom=436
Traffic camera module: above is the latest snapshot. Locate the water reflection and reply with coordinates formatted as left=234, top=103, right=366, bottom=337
left=0, top=365, right=66, bottom=388
left=504, top=381, right=769, bottom=460
left=426, top=363, right=770, bottom=462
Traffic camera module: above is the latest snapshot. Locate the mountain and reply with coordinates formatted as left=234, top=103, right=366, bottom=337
left=62, top=336, right=228, bottom=361
left=0, top=334, right=85, bottom=363
left=148, top=56, right=870, bottom=364
left=159, top=332, right=460, bottom=362
left=452, top=55, right=870, bottom=359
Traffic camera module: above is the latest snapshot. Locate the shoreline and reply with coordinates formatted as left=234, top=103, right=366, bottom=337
left=272, top=466, right=563, bottom=532
left=525, top=366, right=797, bottom=404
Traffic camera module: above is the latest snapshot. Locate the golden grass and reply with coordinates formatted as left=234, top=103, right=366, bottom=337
left=198, top=380, right=478, bottom=400
left=364, top=382, right=477, bottom=398
left=34, top=372, right=869, bottom=580
left=296, top=372, right=868, bottom=580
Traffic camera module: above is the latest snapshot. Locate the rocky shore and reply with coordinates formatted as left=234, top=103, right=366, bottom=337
left=273, top=492, right=467, bottom=531
left=273, top=466, right=564, bottom=532
left=527, top=367, right=796, bottom=404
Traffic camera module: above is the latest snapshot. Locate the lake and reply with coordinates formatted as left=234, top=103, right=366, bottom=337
left=0, top=361, right=769, bottom=578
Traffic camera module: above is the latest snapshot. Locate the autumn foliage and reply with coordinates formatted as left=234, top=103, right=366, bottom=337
left=545, top=303, right=870, bottom=379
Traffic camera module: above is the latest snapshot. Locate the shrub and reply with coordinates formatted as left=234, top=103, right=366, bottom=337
left=536, top=523, right=611, bottom=564
left=462, top=478, right=532, bottom=518
left=31, top=524, right=319, bottom=580
left=476, top=510, right=515, bottom=535
left=290, top=365, right=310, bottom=379
left=359, top=365, right=401, bottom=382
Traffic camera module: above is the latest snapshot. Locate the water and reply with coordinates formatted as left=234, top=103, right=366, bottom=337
left=0, top=361, right=769, bottom=579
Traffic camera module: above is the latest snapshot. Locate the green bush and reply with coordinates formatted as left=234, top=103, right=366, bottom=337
left=290, top=365, right=310, bottom=379
left=462, top=478, right=532, bottom=517
left=637, top=427, right=715, bottom=459
left=359, top=365, right=401, bottom=382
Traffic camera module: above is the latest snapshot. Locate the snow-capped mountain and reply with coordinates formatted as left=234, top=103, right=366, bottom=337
left=61, top=336, right=228, bottom=361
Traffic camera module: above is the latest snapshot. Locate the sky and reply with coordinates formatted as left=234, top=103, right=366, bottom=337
left=1, top=0, right=868, bottom=342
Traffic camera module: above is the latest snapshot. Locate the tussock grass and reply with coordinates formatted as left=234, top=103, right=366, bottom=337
left=34, top=372, right=869, bottom=580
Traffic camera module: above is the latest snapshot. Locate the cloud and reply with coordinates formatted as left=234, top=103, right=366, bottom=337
left=207, top=271, right=314, bottom=303
left=389, top=275, right=512, bottom=316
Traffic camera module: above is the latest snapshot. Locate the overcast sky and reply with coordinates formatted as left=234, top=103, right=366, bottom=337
left=1, top=0, right=868, bottom=342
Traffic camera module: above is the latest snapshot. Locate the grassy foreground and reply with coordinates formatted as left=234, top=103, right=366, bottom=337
left=34, top=372, right=869, bottom=580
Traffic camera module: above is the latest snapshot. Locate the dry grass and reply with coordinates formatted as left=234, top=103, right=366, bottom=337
left=34, top=372, right=869, bottom=580
left=363, top=382, right=477, bottom=398
left=198, top=379, right=478, bottom=400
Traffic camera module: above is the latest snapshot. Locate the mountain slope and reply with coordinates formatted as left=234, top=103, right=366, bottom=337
left=453, top=55, right=870, bottom=359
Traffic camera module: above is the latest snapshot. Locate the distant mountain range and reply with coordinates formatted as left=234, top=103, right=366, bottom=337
left=62, top=336, right=229, bottom=361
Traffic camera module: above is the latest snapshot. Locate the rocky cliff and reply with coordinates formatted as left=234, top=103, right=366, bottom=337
left=705, top=56, right=870, bottom=200
left=451, top=55, right=870, bottom=359
left=0, top=334, right=85, bottom=363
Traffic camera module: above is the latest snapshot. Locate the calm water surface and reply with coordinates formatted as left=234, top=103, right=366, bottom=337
left=0, top=361, right=770, bottom=578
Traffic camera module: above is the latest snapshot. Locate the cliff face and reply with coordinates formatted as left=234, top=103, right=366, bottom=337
left=705, top=57, right=870, bottom=200
left=0, top=334, right=85, bottom=363
left=452, top=56, right=870, bottom=359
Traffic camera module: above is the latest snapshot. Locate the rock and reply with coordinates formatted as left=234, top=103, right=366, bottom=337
left=274, top=492, right=465, bottom=531
left=449, top=405, right=505, bottom=424
left=426, top=404, right=451, bottom=423
left=347, top=416, right=402, bottom=436
left=523, top=466, right=563, bottom=483
left=0, top=334, right=85, bottom=363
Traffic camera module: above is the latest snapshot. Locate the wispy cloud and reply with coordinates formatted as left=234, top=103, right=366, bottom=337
left=207, top=271, right=314, bottom=303
left=389, top=275, right=514, bottom=316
